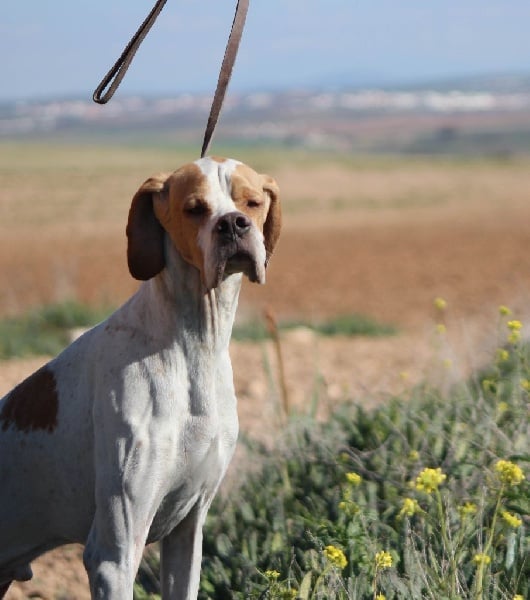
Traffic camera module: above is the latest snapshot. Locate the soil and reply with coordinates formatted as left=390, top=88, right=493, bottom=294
left=2, top=157, right=530, bottom=598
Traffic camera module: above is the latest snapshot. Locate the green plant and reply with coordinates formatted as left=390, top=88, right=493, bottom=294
left=194, top=309, right=529, bottom=599
left=232, top=314, right=396, bottom=342
left=192, top=386, right=528, bottom=599
left=0, top=301, right=111, bottom=359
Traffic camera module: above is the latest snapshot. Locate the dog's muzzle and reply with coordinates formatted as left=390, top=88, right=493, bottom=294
left=212, top=211, right=266, bottom=287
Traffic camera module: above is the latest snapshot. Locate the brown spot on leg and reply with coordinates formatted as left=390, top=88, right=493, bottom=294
left=0, top=366, right=59, bottom=433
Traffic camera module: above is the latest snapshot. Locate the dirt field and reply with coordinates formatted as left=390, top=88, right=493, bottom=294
left=2, top=144, right=530, bottom=598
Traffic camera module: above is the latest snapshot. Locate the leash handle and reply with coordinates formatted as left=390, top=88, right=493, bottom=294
left=93, top=0, right=249, bottom=157
left=200, top=0, right=249, bottom=157
left=93, top=0, right=168, bottom=104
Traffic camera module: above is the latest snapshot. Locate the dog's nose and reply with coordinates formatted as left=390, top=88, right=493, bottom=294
left=215, top=212, right=251, bottom=242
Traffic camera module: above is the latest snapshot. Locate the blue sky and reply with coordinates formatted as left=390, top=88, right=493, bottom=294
left=2, top=1, right=530, bottom=101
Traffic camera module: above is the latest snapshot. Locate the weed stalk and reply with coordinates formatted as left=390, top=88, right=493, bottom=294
left=264, top=307, right=290, bottom=423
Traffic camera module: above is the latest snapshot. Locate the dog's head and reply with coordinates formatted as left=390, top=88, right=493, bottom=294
left=126, top=157, right=281, bottom=290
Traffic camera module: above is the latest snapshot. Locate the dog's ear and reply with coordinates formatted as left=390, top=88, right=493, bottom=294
left=126, top=173, right=169, bottom=280
left=262, top=175, right=281, bottom=265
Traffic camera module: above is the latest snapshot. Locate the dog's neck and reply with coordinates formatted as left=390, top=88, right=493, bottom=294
left=140, top=241, right=242, bottom=352
left=119, top=242, right=242, bottom=418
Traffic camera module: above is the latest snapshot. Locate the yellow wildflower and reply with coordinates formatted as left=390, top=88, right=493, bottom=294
left=338, top=500, right=359, bottom=516
left=339, top=452, right=350, bottom=463
left=520, top=379, right=530, bottom=392
left=499, top=305, right=512, bottom=316
left=399, top=497, right=420, bottom=518
left=458, top=501, right=478, bottom=517
left=501, top=510, right=522, bottom=528
left=495, top=460, right=525, bottom=486
left=514, top=595, right=524, bottom=600
left=496, top=348, right=509, bottom=362
left=472, top=553, right=491, bottom=566
left=497, top=401, right=509, bottom=414
left=507, top=320, right=523, bottom=344
left=436, top=323, right=446, bottom=335
left=415, top=467, right=447, bottom=493
left=264, top=570, right=280, bottom=580
left=376, top=595, right=386, bottom=600
left=323, top=545, right=348, bottom=569
left=434, top=297, right=447, bottom=311
left=482, top=378, right=496, bottom=393
left=408, top=449, right=420, bottom=461
left=375, top=550, right=393, bottom=570
left=345, top=472, right=362, bottom=486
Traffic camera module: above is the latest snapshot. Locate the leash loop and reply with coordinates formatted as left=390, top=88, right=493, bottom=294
left=93, top=0, right=168, bottom=104
left=92, top=0, right=249, bottom=158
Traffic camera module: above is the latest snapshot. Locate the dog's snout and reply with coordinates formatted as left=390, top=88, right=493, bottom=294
left=215, top=212, right=251, bottom=242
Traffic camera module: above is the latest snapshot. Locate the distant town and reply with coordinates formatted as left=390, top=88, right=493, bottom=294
left=2, top=74, right=530, bottom=154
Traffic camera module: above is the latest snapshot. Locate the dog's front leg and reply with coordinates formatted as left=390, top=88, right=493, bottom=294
left=160, top=501, right=209, bottom=600
left=83, top=490, right=150, bottom=600
left=83, top=427, right=154, bottom=600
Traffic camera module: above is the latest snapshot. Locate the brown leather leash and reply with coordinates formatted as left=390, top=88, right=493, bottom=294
left=92, top=0, right=168, bottom=106
left=93, top=0, right=249, bottom=157
left=199, top=0, right=248, bottom=157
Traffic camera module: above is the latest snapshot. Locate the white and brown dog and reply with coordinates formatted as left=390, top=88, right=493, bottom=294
left=0, top=157, right=281, bottom=599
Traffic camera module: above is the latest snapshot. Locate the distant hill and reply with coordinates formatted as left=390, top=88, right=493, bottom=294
left=2, top=73, right=530, bottom=155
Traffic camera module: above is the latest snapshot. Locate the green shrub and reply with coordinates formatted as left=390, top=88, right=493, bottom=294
left=196, top=375, right=528, bottom=599
left=0, top=301, right=111, bottom=359
left=134, top=308, right=528, bottom=598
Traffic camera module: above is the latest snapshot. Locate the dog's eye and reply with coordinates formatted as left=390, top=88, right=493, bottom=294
left=185, top=201, right=208, bottom=216
left=246, top=199, right=262, bottom=209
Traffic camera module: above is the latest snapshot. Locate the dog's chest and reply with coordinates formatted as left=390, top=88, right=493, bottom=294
left=147, top=410, right=237, bottom=542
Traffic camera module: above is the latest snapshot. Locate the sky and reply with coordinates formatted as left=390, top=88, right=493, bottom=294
left=1, top=1, right=530, bottom=101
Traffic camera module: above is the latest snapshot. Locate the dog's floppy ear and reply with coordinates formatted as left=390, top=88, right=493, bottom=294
left=262, top=175, right=281, bottom=265
left=126, top=173, right=169, bottom=280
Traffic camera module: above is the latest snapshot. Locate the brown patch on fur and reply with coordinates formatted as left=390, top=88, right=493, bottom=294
left=262, top=175, right=282, bottom=262
left=210, top=156, right=228, bottom=163
left=232, top=164, right=281, bottom=260
left=0, top=366, right=58, bottom=433
left=153, top=163, right=209, bottom=274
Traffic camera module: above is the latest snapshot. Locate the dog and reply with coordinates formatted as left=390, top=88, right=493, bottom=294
left=0, top=156, right=281, bottom=599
